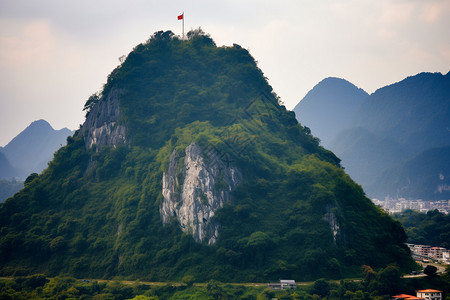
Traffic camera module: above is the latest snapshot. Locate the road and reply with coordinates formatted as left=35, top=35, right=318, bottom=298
left=403, top=262, right=447, bottom=278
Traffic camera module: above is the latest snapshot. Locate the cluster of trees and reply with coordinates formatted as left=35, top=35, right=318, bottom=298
left=393, top=209, right=450, bottom=248
left=0, top=275, right=277, bottom=299
left=307, top=264, right=450, bottom=300
left=2, top=266, right=450, bottom=299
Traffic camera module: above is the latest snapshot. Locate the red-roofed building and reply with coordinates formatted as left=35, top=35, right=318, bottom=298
left=416, top=289, right=442, bottom=300
left=392, top=294, right=424, bottom=300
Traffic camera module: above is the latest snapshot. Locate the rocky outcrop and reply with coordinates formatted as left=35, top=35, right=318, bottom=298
left=323, top=205, right=340, bottom=243
left=77, top=88, right=126, bottom=150
left=161, top=142, right=241, bottom=244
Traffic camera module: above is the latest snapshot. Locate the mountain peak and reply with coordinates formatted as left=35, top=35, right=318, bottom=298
left=317, top=76, right=363, bottom=89
left=28, top=119, right=53, bottom=130
left=311, top=77, right=368, bottom=102
left=2, top=119, right=73, bottom=178
left=0, top=30, right=414, bottom=281
left=78, top=29, right=273, bottom=150
left=293, top=77, right=368, bottom=147
left=297, top=71, right=450, bottom=200
left=372, top=71, right=449, bottom=96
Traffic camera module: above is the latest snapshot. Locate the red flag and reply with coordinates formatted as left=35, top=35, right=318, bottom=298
left=177, top=14, right=183, bottom=20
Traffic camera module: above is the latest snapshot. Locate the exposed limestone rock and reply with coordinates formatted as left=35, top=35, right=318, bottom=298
left=77, top=88, right=126, bottom=150
left=161, top=142, right=241, bottom=244
left=323, top=205, right=340, bottom=243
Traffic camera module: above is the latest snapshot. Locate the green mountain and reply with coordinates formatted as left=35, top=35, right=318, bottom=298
left=393, top=209, right=450, bottom=249
left=0, top=30, right=414, bottom=282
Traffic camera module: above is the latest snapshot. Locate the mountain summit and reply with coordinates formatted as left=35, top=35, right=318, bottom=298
left=1, top=119, right=73, bottom=179
left=0, top=30, right=414, bottom=281
left=293, top=77, right=368, bottom=148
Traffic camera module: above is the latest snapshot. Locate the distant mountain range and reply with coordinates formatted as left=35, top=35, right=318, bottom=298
left=0, top=119, right=73, bottom=202
left=0, top=152, right=17, bottom=179
left=294, top=71, right=450, bottom=200
left=0, top=119, right=73, bottom=179
left=0, top=179, right=23, bottom=204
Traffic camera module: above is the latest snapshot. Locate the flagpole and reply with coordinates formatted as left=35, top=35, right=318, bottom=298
left=182, top=12, right=184, bottom=39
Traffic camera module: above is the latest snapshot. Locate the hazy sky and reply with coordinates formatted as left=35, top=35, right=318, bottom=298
left=1, top=0, right=449, bottom=146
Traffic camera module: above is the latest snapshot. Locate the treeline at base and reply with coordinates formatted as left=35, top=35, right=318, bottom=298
left=1, top=265, right=449, bottom=300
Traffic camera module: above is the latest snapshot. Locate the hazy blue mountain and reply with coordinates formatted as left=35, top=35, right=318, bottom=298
left=334, top=72, right=450, bottom=197
left=330, top=127, right=406, bottom=188
left=1, top=120, right=73, bottom=179
left=0, top=151, right=18, bottom=178
left=295, top=71, right=450, bottom=200
left=353, top=72, right=450, bottom=155
left=0, top=151, right=22, bottom=202
left=293, top=77, right=368, bottom=148
left=0, top=179, right=23, bottom=203
left=367, top=146, right=450, bottom=200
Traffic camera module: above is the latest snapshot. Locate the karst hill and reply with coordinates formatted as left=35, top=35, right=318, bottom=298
left=0, top=30, right=414, bottom=282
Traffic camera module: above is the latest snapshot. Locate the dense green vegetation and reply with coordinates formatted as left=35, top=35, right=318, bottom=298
left=2, top=266, right=450, bottom=299
left=1, top=276, right=266, bottom=300
left=0, top=30, right=414, bottom=282
left=393, top=209, right=450, bottom=248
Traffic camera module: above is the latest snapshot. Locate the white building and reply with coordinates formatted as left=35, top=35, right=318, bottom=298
left=416, top=289, right=442, bottom=300
left=268, top=280, right=296, bottom=290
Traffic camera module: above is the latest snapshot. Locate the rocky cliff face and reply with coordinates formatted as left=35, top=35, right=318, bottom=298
left=161, top=142, right=241, bottom=244
left=323, top=205, right=341, bottom=243
left=77, top=88, right=126, bottom=150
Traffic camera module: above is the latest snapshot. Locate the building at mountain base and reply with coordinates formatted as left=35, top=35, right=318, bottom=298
left=392, top=289, right=442, bottom=300
left=267, top=280, right=296, bottom=290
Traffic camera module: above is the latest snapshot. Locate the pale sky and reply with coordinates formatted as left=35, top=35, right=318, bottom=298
left=1, top=0, right=449, bottom=146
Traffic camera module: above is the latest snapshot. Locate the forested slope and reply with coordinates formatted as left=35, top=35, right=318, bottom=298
left=0, top=30, right=414, bottom=282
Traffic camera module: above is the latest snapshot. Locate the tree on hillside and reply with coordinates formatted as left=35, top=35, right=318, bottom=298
left=424, top=265, right=438, bottom=277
